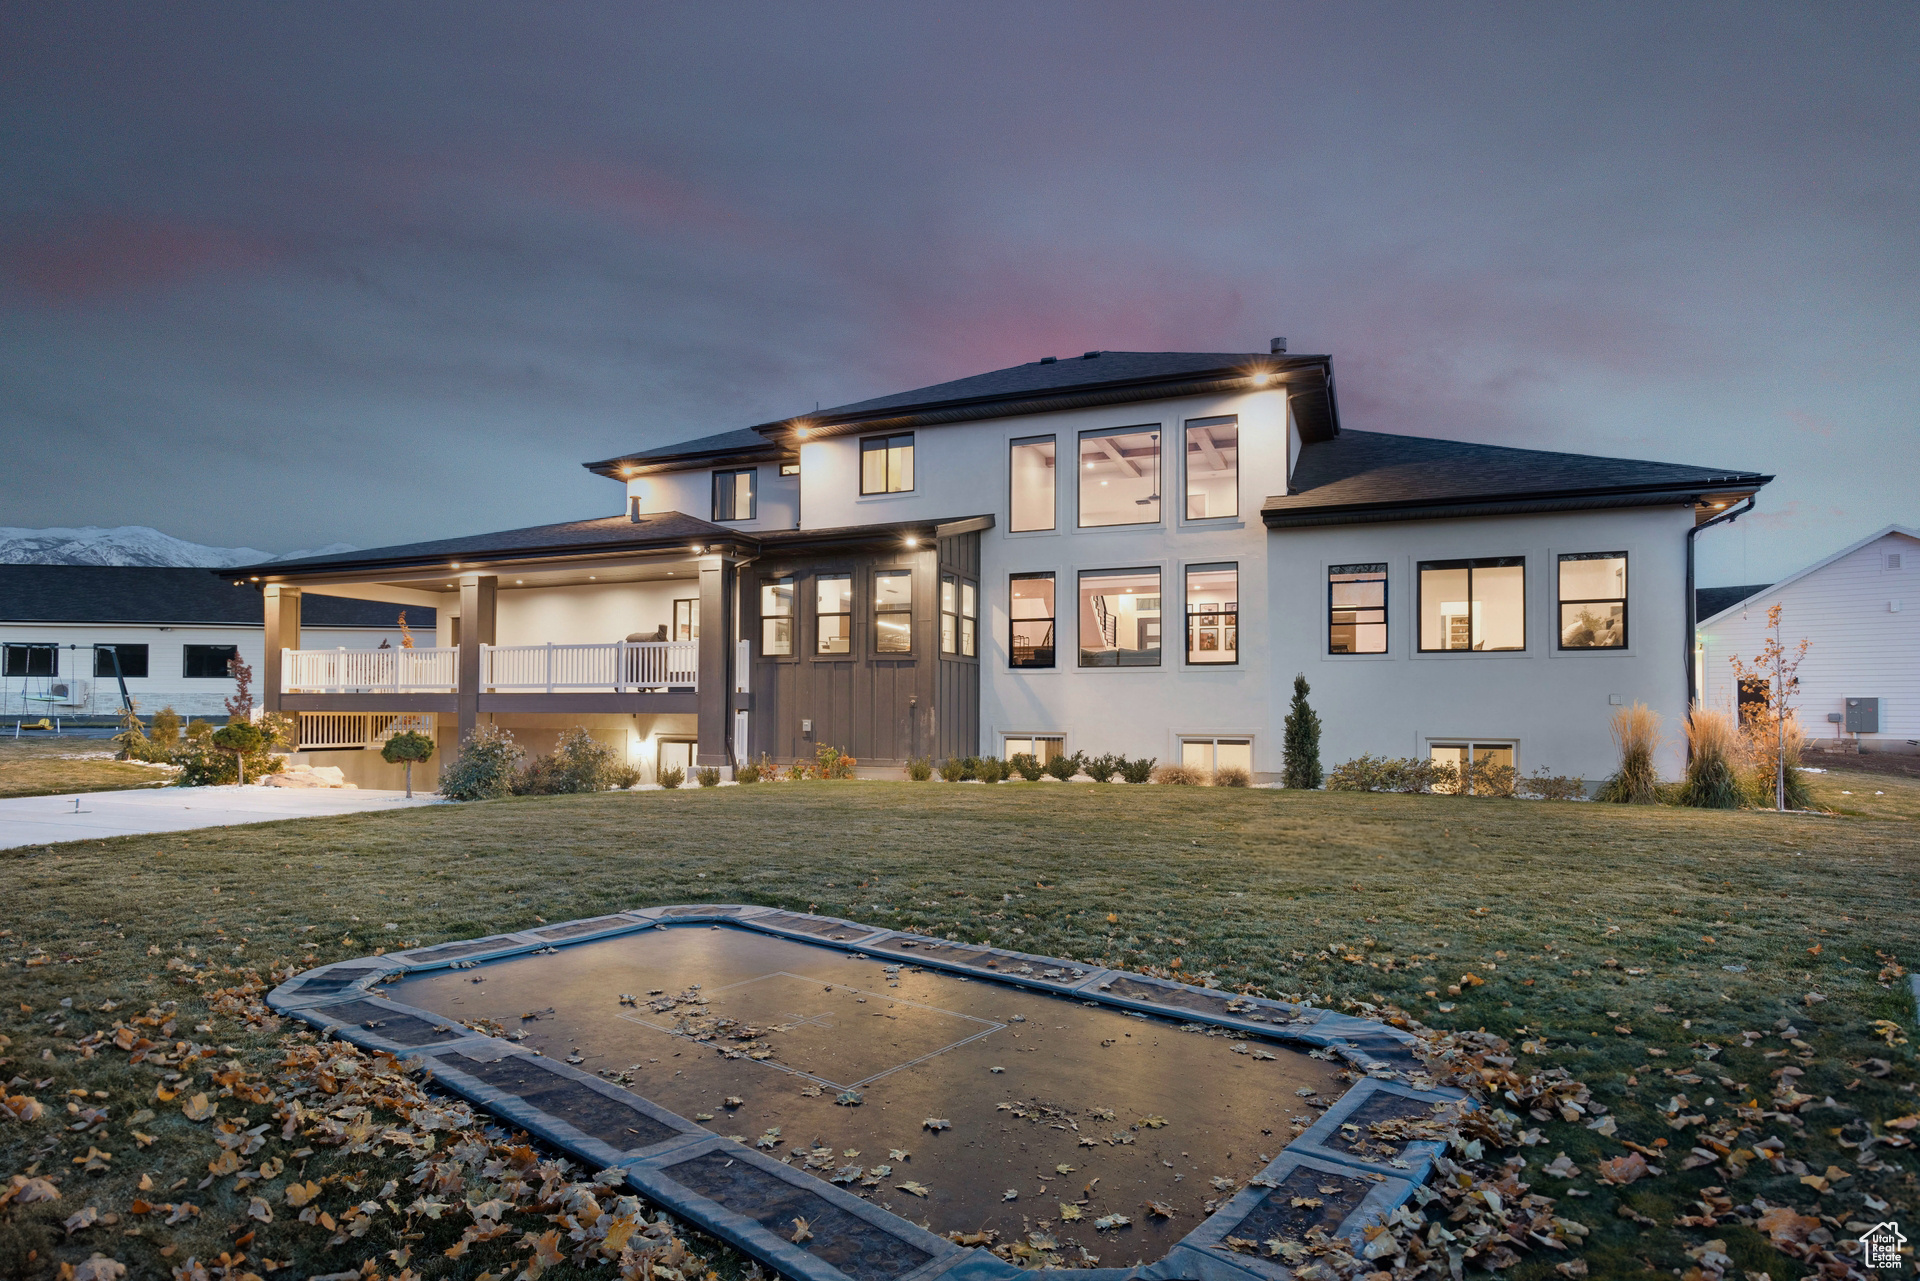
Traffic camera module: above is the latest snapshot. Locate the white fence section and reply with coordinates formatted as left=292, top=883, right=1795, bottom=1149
left=297, top=711, right=432, bottom=750
left=480, top=641, right=698, bottom=692
left=283, top=647, right=458, bottom=693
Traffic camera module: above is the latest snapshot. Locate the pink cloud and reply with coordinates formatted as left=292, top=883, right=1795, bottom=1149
left=0, top=214, right=274, bottom=303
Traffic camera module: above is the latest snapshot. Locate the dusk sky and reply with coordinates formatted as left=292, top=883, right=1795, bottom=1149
left=3, top=2, right=1914, bottom=585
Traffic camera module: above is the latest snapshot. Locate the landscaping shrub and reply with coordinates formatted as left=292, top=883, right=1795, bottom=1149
left=438, top=724, right=522, bottom=801
left=1327, top=753, right=1387, bottom=791
left=734, top=761, right=760, bottom=785
left=784, top=760, right=808, bottom=781
left=1426, top=758, right=1460, bottom=795
left=1153, top=762, right=1206, bottom=785
left=1118, top=755, right=1156, bottom=784
left=975, top=756, right=1010, bottom=783
left=1465, top=756, right=1516, bottom=798
left=1281, top=672, right=1323, bottom=789
left=696, top=766, right=721, bottom=787
left=150, top=705, right=182, bottom=744
left=812, top=743, right=856, bottom=779
left=114, top=703, right=171, bottom=765
left=185, top=718, right=214, bottom=743
left=1739, top=710, right=1812, bottom=810
left=610, top=763, right=644, bottom=788
left=1596, top=702, right=1661, bottom=803
left=1517, top=768, right=1586, bottom=801
left=935, top=756, right=970, bottom=782
left=514, top=727, right=617, bottom=795
left=210, top=720, right=267, bottom=785
left=1008, top=752, right=1044, bottom=781
left=380, top=729, right=435, bottom=798
left=659, top=765, right=686, bottom=789
left=1043, top=750, right=1086, bottom=782
left=905, top=756, right=933, bottom=781
left=1677, top=705, right=1743, bottom=808
left=1083, top=753, right=1123, bottom=783
left=1213, top=764, right=1251, bottom=787
left=1327, top=754, right=1449, bottom=793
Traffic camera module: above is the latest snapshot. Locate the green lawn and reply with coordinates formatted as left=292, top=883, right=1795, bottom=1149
left=1, top=771, right=1913, bottom=1279
left=0, top=737, right=176, bottom=799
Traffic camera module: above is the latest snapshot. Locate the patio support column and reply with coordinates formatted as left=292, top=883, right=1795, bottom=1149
left=261, top=585, right=300, bottom=713
left=456, top=574, right=497, bottom=745
left=696, top=555, right=732, bottom=769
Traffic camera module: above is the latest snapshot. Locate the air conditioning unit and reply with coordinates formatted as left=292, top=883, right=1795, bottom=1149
left=43, top=680, right=89, bottom=706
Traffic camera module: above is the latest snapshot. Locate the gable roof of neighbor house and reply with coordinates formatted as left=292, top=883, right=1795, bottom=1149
left=1696, top=524, right=1920, bottom=626
left=250, top=512, right=738, bottom=576
left=0, top=565, right=433, bottom=628
left=1695, top=584, right=1773, bottom=619
left=584, top=350, right=1337, bottom=478
left=1262, top=430, right=1772, bottom=528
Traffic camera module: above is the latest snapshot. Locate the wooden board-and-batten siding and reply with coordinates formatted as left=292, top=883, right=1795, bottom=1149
left=746, top=530, right=980, bottom=766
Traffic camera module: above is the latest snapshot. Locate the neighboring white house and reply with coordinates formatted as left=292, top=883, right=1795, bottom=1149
left=242, top=345, right=1772, bottom=789
left=0, top=566, right=429, bottom=720
left=1698, top=525, right=1919, bottom=753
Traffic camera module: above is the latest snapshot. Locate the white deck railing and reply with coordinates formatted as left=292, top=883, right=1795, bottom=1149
left=283, top=647, right=458, bottom=693
left=481, top=641, right=699, bottom=692
left=296, top=711, right=430, bottom=749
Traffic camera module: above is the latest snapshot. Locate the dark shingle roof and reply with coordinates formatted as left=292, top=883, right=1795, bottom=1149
left=252, top=512, right=736, bottom=576
left=1263, top=430, right=1771, bottom=527
left=0, top=566, right=433, bottom=628
left=582, top=427, right=783, bottom=476
left=1695, top=584, right=1772, bottom=619
left=813, top=351, right=1291, bottom=417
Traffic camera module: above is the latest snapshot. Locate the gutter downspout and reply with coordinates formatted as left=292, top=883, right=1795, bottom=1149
left=1685, top=495, right=1756, bottom=713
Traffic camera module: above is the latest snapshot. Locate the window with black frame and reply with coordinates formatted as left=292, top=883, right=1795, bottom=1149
left=1418, top=558, right=1525, bottom=651
left=1558, top=552, right=1627, bottom=649
left=941, top=575, right=958, bottom=653
left=860, top=434, right=914, bottom=494
left=1328, top=564, right=1387, bottom=653
left=874, top=569, right=912, bottom=654
left=183, top=645, right=238, bottom=678
left=1010, top=573, right=1054, bottom=668
left=3, top=643, right=56, bottom=678
left=960, top=580, right=977, bottom=657
left=93, top=644, right=149, bottom=678
left=1184, top=563, right=1237, bottom=664
left=1079, top=567, right=1161, bottom=666
left=816, top=574, right=852, bottom=655
left=712, top=469, right=756, bottom=521
left=761, top=576, right=794, bottom=656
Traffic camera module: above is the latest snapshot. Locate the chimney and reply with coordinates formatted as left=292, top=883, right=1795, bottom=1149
left=1270, top=336, right=1287, bottom=354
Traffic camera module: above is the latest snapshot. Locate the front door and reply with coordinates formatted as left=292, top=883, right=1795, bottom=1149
left=658, top=739, right=696, bottom=780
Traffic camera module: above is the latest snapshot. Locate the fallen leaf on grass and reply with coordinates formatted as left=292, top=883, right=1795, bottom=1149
left=1093, top=1213, right=1131, bottom=1230
left=1756, top=1205, right=1820, bottom=1245
left=1597, top=1153, right=1650, bottom=1185
left=63, top=1205, right=99, bottom=1234
left=247, top=1196, right=272, bottom=1223
left=180, top=1094, right=217, bottom=1122
left=1543, top=1153, right=1580, bottom=1179
left=283, top=1180, right=321, bottom=1207
left=896, top=1180, right=930, bottom=1197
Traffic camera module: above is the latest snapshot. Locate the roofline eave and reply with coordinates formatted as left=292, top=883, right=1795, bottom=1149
left=1261, top=475, right=1773, bottom=529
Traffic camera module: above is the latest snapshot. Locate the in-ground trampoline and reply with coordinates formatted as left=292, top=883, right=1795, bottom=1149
left=269, top=905, right=1467, bottom=1281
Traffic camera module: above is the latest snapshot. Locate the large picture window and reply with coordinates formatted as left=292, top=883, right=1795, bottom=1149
left=1079, top=568, right=1161, bottom=667
left=93, top=644, right=149, bottom=678
left=860, top=434, right=914, bottom=494
left=760, top=576, right=794, bottom=656
left=712, top=469, right=756, bottom=521
left=816, top=574, right=852, bottom=654
left=1010, top=573, right=1055, bottom=668
left=874, top=569, right=912, bottom=654
left=3, top=643, right=56, bottom=678
left=1078, top=427, right=1161, bottom=527
left=1183, top=416, right=1237, bottom=519
left=1329, top=564, right=1387, bottom=654
left=1418, top=558, right=1525, bottom=652
left=1184, top=563, right=1237, bottom=665
left=1009, top=435, right=1056, bottom=531
left=183, top=645, right=238, bottom=679
left=1558, top=552, right=1627, bottom=649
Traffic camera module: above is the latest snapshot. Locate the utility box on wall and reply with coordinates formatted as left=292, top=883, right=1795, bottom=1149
left=1844, top=698, right=1879, bottom=734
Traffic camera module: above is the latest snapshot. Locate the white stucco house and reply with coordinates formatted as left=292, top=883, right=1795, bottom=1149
left=1698, top=524, right=1919, bottom=753
left=234, top=344, right=1771, bottom=789
left=0, top=565, right=428, bottom=721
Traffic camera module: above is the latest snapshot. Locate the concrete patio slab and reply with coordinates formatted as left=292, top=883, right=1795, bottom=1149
left=0, top=783, right=440, bottom=849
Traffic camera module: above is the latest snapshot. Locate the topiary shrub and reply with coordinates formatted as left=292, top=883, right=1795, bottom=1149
left=905, top=756, right=933, bottom=781
left=1119, top=756, right=1157, bottom=784
left=1043, top=750, right=1085, bottom=782
left=1008, top=752, right=1044, bottom=782
left=380, top=729, right=435, bottom=798
left=210, top=720, right=266, bottom=785
left=659, top=765, right=686, bottom=789
left=1153, top=762, right=1206, bottom=785
left=696, top=766, right=721, bottom=787
left=1083, top=753, right=1122, bottom=783
left=1213, top=765, right=1251, bottom=787
left=439, top=724, right=522, bottom=801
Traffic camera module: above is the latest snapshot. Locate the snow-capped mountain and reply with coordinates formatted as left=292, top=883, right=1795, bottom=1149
left=0, top=526, right=356, bottom=568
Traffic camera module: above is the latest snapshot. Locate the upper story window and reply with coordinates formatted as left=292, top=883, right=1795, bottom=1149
left=1329, top=564, right=1387, bottom=653
left=183, top=644, right=238, bottom=679
left=1079, top=567, right=1161, bottom=666
left=1009, top=435, right=1056, bottom=531
left=961, top=580, right=977, bottom=657
left=1185, top=564, right=1237, bottom=665
left=1558, top=552, right=1627, bottom=649
left=779, top=461, right=800, bottom=477
left=712, top=469, right=756, bottom=521
left=1183, top=415, right=1238, bottom=519
left=874, top=569, right=912, bottom=654
left=93, top=644, right=149, bottom=678
left=1078, top=427, right=1160, bottom=527
left=1010, top=572, right=1055, bottom=668
left=3, top=643, right=56, bottom=677
left=861, top=434, right=914, bottom=494
left=817, top=574, right=853, bottom=654
left=673, top=598, right=700, bottom=642
left=761, top=576, right=794, bottom=656
left=1418, top=557, right=1525, bottom=652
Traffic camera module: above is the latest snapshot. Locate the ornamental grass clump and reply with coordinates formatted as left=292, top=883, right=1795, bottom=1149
left=1677, top=705, right=1743, bottom=809
left=1596, top=702, right=1662, bottom=804
left=1152, top=762, right=1205, bottom=785
left=1213, top=764, right=1251, bottom=787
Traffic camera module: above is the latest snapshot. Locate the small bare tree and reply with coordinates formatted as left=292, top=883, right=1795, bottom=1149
left=224, top=655, right=255, bottom=723
left=1728, top=603, right=1809, bottom=811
